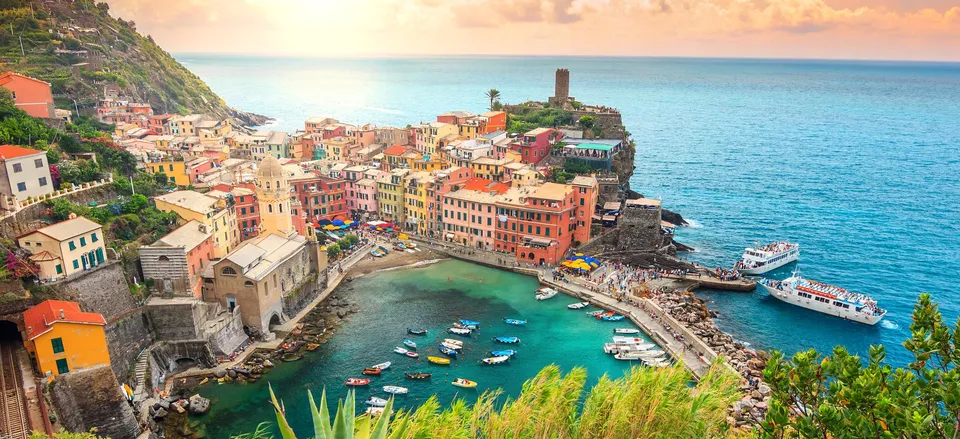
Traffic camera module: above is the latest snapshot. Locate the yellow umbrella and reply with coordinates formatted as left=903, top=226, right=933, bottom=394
left=344, top=220, right=354, bottom=225
left=323, top=225, right=337, bottom=230
left=561, top=260, right=573, bottom=267
left=589, top=262, right=599, bottom=268
left=575, top=253, right=585, bottom=257
left=572, top=261, right=591, bottom=270
left=399, top=233, right=409, bottom=240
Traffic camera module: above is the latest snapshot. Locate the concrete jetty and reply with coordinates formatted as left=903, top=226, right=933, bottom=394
left=662, top=272, right=757, bottom=292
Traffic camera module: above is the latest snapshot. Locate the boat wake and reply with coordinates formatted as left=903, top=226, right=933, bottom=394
left=371, top=258, right=446, bottom=274
left=880, top=320, right=900, bottom=330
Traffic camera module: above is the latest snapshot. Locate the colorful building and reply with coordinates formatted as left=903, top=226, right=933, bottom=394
left=480, top=111, right=507, bottom=133
left=145, top=158, right=214, bottom=186
left=155, top=190, right=239, bottom=258
left=570, top=176, right=599, bottom=245
left=0, top=72, right=55, bottom=119
left=17, top=217, right=106, bottom=282
left=0, top=144, right=53, bottom=200
left=290, top=171, right=348, bottom=223
left=23, top=300, right=109, bottom=377
left=139, top=220, right=214, bottom=297
left=512, top=127, right=562, bottom=165
left=494, top=183, right=579, bottom=264
left=402, top=172, right=433, bottom=235
left=377, top=169, right=409, bottom=223
left=440, top=178, right=509, bottom=248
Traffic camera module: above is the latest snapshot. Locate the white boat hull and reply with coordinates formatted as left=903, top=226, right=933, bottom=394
left=739, top=250, right=799, bottom=275
left=761, top=284, right=884, bottom=325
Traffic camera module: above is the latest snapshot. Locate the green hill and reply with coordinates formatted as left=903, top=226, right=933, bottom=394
left=0, top=0, right=267, bottom=125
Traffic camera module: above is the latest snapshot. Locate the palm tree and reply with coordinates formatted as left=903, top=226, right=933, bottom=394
left=485, top=89, right=501, bottom=110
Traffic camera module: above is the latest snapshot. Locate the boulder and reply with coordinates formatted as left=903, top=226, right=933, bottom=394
left=157, top=399, right=171, bottom=410
left=263, top=359, right=274, bottom=368
left=227, top=369, right=238, bottom=378
left=213, top=368, right=227, bottom=378
left=153, top=408, right=168, bottom=420
left=758, top=383, right=771, bottom=396
left=189, top=395, right=211, bottom=415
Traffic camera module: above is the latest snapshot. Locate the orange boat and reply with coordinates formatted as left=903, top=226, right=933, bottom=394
left=345, top=378, right=371, bottom=386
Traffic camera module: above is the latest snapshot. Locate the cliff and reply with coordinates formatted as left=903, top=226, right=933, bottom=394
left=0, top=0, right=268, bottom=125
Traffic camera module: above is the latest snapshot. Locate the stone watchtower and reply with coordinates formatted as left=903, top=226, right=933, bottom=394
left=616, top=198, right=664, bottom=252
left=549, top=68, right=572, bottom=107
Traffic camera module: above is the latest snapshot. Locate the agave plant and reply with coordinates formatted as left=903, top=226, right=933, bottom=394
left=267, top=385, right=405, bottom=439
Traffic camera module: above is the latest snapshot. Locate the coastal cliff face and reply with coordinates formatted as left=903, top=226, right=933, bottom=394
left=0, top=0, right=267, bottom=125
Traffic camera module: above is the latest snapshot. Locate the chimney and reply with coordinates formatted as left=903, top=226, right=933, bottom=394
left=59, top=309, right=65, bottom=319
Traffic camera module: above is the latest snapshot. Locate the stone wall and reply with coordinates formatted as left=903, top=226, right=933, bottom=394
left=148, top=341, right=216, bottom=392
left=0, top=184, right=120, bottom=240
left=50, top=365, right=140, bottom=439
left=106, top=310, right=153, bottom=380
left=146, top=300, right=207, bottom=341
left=617, top=204, right=662, bottom=252
left=281, top=273, right=323, bottom=317
left=205, top=307, right=247, bottom=355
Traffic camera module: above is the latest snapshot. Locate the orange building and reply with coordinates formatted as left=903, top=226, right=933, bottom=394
left=481, top=111, right=507, bottom=133
left=0, top=72, right=55, bottom=119
left=23, top=300, right=109, bottom=377
left=494, top=183, right=580, bottom=265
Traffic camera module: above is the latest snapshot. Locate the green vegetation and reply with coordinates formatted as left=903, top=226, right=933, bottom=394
left=340, top=233, right=359, bottom=249
left=247, top=363, right=740, bottom=439
left=506, top=108, right=574, bottom=134
left=29, top=431, right=105, bottom=439
left=485, top=88, right=500, bottom=111
left=45, top=196, right=177, bottom=245
left=549, top=159, right=593, bottom=183
left=326, top=243, right=342, bottom=258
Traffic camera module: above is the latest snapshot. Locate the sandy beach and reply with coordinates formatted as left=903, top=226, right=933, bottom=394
left=348, top=245, right=447, bottom=277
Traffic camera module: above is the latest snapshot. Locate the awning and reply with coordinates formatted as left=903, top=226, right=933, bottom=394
left=445, top=233, right=455, bottom=239
left=573, top=143, right=614, bottom=151
left=602, top=215, right=618, bottom=221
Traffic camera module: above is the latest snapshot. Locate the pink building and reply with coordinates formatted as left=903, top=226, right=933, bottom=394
left=186, top=157, right=215, bottom=185
left=354, top=177, right=379, bottom=216
left=439, top=177, right=507, bottom=249
left=511, top=127, right=562, bottom=165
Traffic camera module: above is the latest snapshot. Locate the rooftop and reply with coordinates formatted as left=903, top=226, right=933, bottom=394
left=626, top=198, right=661, bottom=207
left=152, top=220, right=211, bottom=249
left=384, top=145, right=408, bottom=156
left=525, top=127, right=554, bottom=136
left=155, top=190, right=221, bottom=214
left=569, top=175, right=598, bottom=187
left=531, top=182, right=572, bottom=201
left=23, top=300, right=106, bottom=341
left=23, top=217, right=102, bottom=242
left=0, top=145, right=44, bottom=161
left=224, top=233, right=307, bottom=280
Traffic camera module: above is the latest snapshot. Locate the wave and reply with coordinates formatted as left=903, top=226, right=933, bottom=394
left=880, top=320, right=900, bottom=330
left=684, top=218, right=704, bottom=229
left=358, top=105, right=404, bottom=115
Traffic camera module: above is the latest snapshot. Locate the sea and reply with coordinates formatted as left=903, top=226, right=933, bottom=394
left=177, top=55, right=960, bottom=425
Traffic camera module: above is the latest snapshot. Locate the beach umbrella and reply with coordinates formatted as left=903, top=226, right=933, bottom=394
left=318, top=219, right=332, bottom=226
left=575, top=253, right=585, bottom=257
left=323, top=225, right=337, bottom=231
left=399, top=233, right=409, bottom=240
left=332, top=219, right=345, bottom=226
left=344, top=220, right=354, bottom=225
left=589, top=262, right=599, bottom=268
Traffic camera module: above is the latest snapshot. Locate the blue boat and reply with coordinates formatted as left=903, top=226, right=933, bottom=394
left=494, top=336, right=520, bottom=344
left=459, top=319, right=480, bottom=327
left=438, top=345, right=458, bottom=357
left=488, top=349, right=517, bottom=357
left=503, top=318, right=527, bottom=326
left=602, top=315, right=626, bottom=321
left=407, top=328, right=427, bottom=336
left=403, top=339, right=417, bottom=349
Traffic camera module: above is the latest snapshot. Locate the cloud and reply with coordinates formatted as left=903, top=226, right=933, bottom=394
left=448, top=0, right=584, bottom=27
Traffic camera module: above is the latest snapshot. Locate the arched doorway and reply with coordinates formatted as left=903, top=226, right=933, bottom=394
left=268, top=313, right=282, bottom=330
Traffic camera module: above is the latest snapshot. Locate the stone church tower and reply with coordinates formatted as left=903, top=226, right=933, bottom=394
left=254, top=155, right=294, bottom=238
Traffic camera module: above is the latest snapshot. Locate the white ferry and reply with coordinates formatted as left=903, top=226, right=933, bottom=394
left=735, top=242, right=800, bottom=275
left=759, top=273, right=886, bottom=325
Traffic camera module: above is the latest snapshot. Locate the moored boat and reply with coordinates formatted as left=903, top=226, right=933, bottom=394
left=440, top=341, right=462, bottom=351
left=612, top=336, right=645, bottom=344
left=494, top=336, right=520, bottom=344
left=345, top=378, right=371, bottom=386
left=488, top=349, right=516, bottom=357
left=451, top=378, right=477, bottom=388
left=535, top=288, right=559, bottom=301
left=459, top=319, right=480, bottom=327
left=403, top=339, right=417, bottom=349
left=759, top=272, right=887, bottom=325
left=383, top=385, right=408, bottom=395
left=481, top=355, right=510, bottom=365
left=442, top=338, right=464, bottom=348
left=735, top=241, right=800, bottom=275
left=448, top=327, right=472, bottom=336
left=586, top=310, right=605, bottom=317
left=439, top=345, right=458, bottom=357
left=405, top=372, right=432, bottom=380
left=408, top=328, right=428, bottom=336
left=643, top=358, right=671, bottom=368
left=405, top=351, right=419, bottom=359
left=371, top=361, right=391, bottom=371
left=614, top=328, right=640, bottom=334
left=602, top=314, right=625, bottom=321
left=362, top=367, right=382, bottom=375
left=393, top=347, right=410, bottom=355
left=427, top=356, right=451, bottom=365
left=568, top=302, right=590, bottom=309
left=614, top=350, right=666, bottom=360
left=365, top=397, right=388, bottom=407
left=503, top=318, right=527, bottom=326
left=366, top=407, right=385, bottom=416
left=603, top=342, right=656, bottom=354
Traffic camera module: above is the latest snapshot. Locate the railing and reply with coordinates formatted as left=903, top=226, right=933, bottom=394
left=1, top=173, right=115, bottom=219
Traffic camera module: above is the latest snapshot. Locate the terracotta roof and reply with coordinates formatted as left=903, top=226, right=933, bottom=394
left=23, top=300, right=106, bottom=341
left=0, top=72, right=51, bottom=87
left=20, top=217, right=102, bottom=242
left=384, top=145, right=408, bottom=156
left=0, top=145, right=45, bottom=161
left=462, top=177, right=509, bottom=194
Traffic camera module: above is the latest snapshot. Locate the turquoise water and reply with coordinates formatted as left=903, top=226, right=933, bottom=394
left=193, top=260, right=645, bottom=438
left=177, top=55, right=960, bottom=368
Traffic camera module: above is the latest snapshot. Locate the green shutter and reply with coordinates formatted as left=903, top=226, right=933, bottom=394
left=72, top=260, right=79, bottom=269
left=55, top=358, right=69, bottom=374
left=68, top=241, right=76, bottom=251
left=79, top=237, right=86, bottom=247
left=51, top=337, right=64, bottom=354
left=91, top=233, right=98, bottom=242
left=55, top=264, right=62, bottom=274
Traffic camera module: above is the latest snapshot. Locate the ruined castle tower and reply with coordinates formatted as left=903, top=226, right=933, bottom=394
left=549, top=68, right=572, bottom=107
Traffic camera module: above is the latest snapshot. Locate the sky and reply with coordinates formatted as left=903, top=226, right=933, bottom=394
left=104, top=0, right=960, bottom=61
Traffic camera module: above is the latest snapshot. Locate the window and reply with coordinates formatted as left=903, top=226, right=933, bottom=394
left=55, top=264, right=62, bottom=275
left=56, top=359, right=69, bottom=375
left=79, top=237, right=86, bottom=247
left=16, top=182, right=26, bottom=192
left=221, top=266, right=238, bottom=276
left=244, top=280, right=255, bottom=288
left=68, top=241, right=76, bottom=251
left=158, top=255, right=169, bottom=262
left=241, top=207, right=247, bottom=215
left=169, top=164, right=174, bottom=171
left=12, top=163, right=22, bottom=173
left=72, top=259, right=79, bottom=269
left=91, top=233, right=98, bottom=242
left=35, top=158, right=43, bottom=168
left=39, top=177, right=47, bottom=187
left=52, top=337, right=65, bottom=354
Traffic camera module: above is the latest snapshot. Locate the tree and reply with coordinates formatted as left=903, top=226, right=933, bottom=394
left=485, top=88, right=501, bottom=110
left=341, top=233, right=359, bottom=249
left=578, top=115, right=596, bottom=130
left=58, top=159, right=100, bottom=185
left=759, top=293, right=959, bottom=439
left=122, top=194, right=148, bottom=214
left=326, top=243, right=342, bottom=258
left=154, top=172, right=169, bottom=186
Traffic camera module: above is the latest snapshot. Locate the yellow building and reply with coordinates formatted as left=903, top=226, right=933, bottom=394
left=377, top=169, right=409, bottom=223
left=403, top=172, right=433, bottom=235
left=17, top=217, right=106, bottom=281
left=146, top=160, right=188, bottom=186
left=155, top=190, right=239, bottom=258
left=469, top=157, right=513, bottom=182
left=416, top=122, right=459, bottom=156
left=323, top=137, right=353, bottom=162
left=23, top=300, right=109, bottom=377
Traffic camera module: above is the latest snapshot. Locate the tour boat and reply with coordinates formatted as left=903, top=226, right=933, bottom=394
left=408, top=328, right=428, bottom=336
left=735, top=241, right=800, bottom=275
left=405, top=351, right=419, bottom=359
left=503, top=318, right=527, bottom=326
left=535, top=288, right=559, bottom=301
left=383, top=385, right=408, bottom=395
left=602, top=314, right=625, bottom=321
left=494, top=336, right=520, bottom=344
left=405, top=372, right=432, bottom=380
left=366, top=407, right=385, bottom=416
left=345, top=378, right=371, bottom=386
left=440, top=341, right=462, bottom=351
left=451, top=378, right=477, bottom=389
left=365, top=397, right=388, bottom=407
left=439, top=345, right=459, bottom=357
left=759, top=273, right=887, bottom=325
left=481, top=355, right=510, bottom=365
left=371, top=361, right=392, bottom=371
left=459, top=319, right=480, bottom=328
left=394, top=347, right=410, bottom=355
left=442, top=339, right=464, bottom=348
left=614, top=328, right=640, bottom=335
left=448, top=327, right=472, bottom=335
left=403, top=339, right=417, bottom=349
left=568, top=302, right=590, bottom=310
left=488, top=349, right=516, bottom=357
left=362, top=367, right=382, bottom=376
left=427, top=356, right=451, bottom=365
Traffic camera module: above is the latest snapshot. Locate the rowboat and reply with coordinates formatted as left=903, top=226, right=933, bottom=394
left=345, top=378, right=371, bottom=386
left=427, top=356, right=451, bottom=365
left=643, top=358, right=671, bottom=368
left=568, top=302, right=590, bottom=309
left=535, top=288, right=558, bottom=301
left=602, top=315, right=625, bottom=321
left=452, top=378, right=477, bottom=388
left=614, top=328, right=640, bottom=335
left=383, top=385, right=408, bottom=395
left=481, top=356, right=510, bottom=365
left=448, top=327, right=472, bottom=335
left=586, top=310, right=605, bottom=317
left=442, top=339, right=464, bottom=348
left=408, top=328, right=427, bottom=336
left=394, top=347, right=410, bottom=355
left=440, top=341, right=462, bottom=351
left=371, top=361, right=392, bottom=370
left=366, top=407, right=385, bottom=416
left=405, top=372, right=432, bottom=380
left=503, top=318, right=527, bottom=326
left=362, top=367, right=382, bottom=375
left=405, top=351, right=419, bottom=359
left=488, top=349, right=516, bottom=357
left=459, top=319, right=480, bottom=327
left=403, top=339, right=417, bottom=349
left=365, top=397, right=388, bottom=407
left=494, top=336, right=520, bottom=344
left=439, top=345, right=458, bottom=357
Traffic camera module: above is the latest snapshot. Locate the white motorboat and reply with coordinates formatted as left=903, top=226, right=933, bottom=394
left=735, top=241, right=800, bottom=275
left=535, top=288, right=559, bottom=301
left=614, top=328, right=640, bottom=335
left=365, top=397, right=388, bottom=407
left=603, top=342, right=656, bottom=354
left=759, top=272, right=886, bottom=325
left=448, top=327, right=472, bottom=335
left=440, top=341, right=462, bottom=351
left=568, top=302, right=590, bottom=310
left=614, top=350, right=666, bottom=361
left=383, top=385, right=408, bottom=395
left=481, top=355, right=510, bottom=365
left=612, top=336, right=645, bottom=344
left=393, top=347, right=410, bottom=355
left=643, top=358, right=670, bottom=367
left=442, top=339, right=464, bottom=348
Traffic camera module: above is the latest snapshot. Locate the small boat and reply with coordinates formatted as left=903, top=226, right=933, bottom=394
left=586, top=310, right=605, bottom=317
left=370, top=249, right=384, bottom=258
left=451, top=378, right=477, bottom=388
left=614, top=350, right=666, bottom=360
left=596, top=311, right=615, bottom=319
left=535, top=288, right=558, bottom=301
left=405, top=372, right=432, bottom=380
left=442, top=339, right=464, bottom=348
left=440, top=341, right=462, bottom=351
left=603, top=343, right=656, bottom=354
left=643, top=358, right=671, bottom=367
left=365, top=397, right=388, bottom=407
left=345, top=378, right=371, bottom=386
left=448, top=327, right=472, bottom=335
left=503, top=318, right=527, bottom=326
left=488, top=349, right=516, bottom=357
left=568, top=302, right=590, bottom=310
left=459, top=319, right=480, bottom=327
left=396, top=243, right=407, bottom=250
left=403, top=339, right=417, bottom=349
left=408, top=328, right=428, bottom=336
left=362, top=368, right=382, bottom=376
left=427, top=356, right=451, bottom=365
left=371, top=361, right=392, bottom=371
left=366, top=407, right=385, bottom=416
left=383, top=385, right=408, bottom=395
left=306, top=343, right=320, bottom=351
left=602, top=315, right=625, bottom=321
left=481, top=356, right=510, bottom=365
left=394, top=347, right=410, bottom=355
left=405, top=351, right=420, bottom=359
left=612, top=336, right=645, bottom=344
left=439, top=345, right=458, bottom=357
left=494, top=336, right=520, bottom=344
left=614, top=328, right=640, bottom=335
